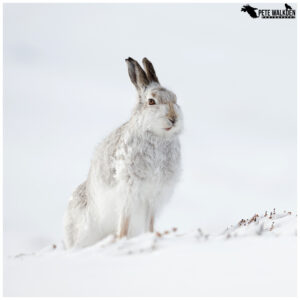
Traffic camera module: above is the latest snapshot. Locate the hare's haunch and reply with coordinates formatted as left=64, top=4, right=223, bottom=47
left=64, top=57, right=183, bottom=249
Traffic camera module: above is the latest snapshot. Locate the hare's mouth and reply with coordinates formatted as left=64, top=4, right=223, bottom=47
left=165, top=127, right=172, bottom=131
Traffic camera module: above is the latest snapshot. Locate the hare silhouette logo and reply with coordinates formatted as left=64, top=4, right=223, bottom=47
left=241, top=3, right=296, bottom=19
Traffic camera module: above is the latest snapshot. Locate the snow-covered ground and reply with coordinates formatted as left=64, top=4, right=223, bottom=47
left=4, top=210, right=297, bottom=296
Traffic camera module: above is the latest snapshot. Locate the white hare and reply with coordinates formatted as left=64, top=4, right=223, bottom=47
left=64, top=57, right=183, bottom=249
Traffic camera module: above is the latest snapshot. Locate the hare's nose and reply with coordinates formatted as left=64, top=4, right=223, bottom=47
left=169, top=118, right=176, bottom=125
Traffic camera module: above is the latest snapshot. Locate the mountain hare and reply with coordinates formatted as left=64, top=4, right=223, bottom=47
left=64, top=57, right=183, bottom=249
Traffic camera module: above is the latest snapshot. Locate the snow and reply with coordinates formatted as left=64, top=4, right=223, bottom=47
left=3, top=3, right=296, bottom=297
left=3, top=210, right=297, bottom=296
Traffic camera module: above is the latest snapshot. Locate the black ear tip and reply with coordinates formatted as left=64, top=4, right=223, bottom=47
left=142, top=57, right=149, bottom=64
left=125, top=58, right=132, bottom=65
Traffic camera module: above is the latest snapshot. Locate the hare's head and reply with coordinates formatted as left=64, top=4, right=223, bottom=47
left=126, top=57, right=183, bottom=137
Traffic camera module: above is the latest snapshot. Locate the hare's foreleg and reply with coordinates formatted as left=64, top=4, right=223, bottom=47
left=117, top=214, right=130, bottom=238
left=149, top=215, right=154, bottom=232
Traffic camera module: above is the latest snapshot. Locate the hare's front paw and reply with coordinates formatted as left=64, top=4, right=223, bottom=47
left=117, top=216, right=130, bottom=239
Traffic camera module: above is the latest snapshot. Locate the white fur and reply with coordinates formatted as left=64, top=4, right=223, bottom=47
left=64, top=60, right=183, bottom=249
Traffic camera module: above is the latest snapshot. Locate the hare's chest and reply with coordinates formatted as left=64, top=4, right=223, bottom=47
left=124, top=140, right=180, bottom=182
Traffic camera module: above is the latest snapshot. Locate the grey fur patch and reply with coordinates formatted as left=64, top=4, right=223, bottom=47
left=73, top=181, right=88, bottom=209
left=148, top=86, right=177, bottom=105
left=90, top=123, right=127, bottom=187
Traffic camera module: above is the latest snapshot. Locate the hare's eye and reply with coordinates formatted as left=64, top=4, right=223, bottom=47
left=148, top=98, right=156, bottom=105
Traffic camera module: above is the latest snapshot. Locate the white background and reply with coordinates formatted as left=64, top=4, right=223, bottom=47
left=3, top=3, right=297, bottom=252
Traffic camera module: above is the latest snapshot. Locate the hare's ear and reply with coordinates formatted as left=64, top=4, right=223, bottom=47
left=142, top=57, right=159, bottom=84
left=125, top=57, right=149, bottom=91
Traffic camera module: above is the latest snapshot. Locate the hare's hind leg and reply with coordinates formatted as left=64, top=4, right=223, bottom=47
left=64, top=202, right=92, bottom=249
left=64, top=182, right=89, bottom=249
left=63, top=211, right=76, bottom=249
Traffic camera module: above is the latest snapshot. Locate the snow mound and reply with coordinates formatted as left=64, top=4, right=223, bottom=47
left=12, top=209, right=297, bottom=259
left=222, top=209, right=297, bottom=238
